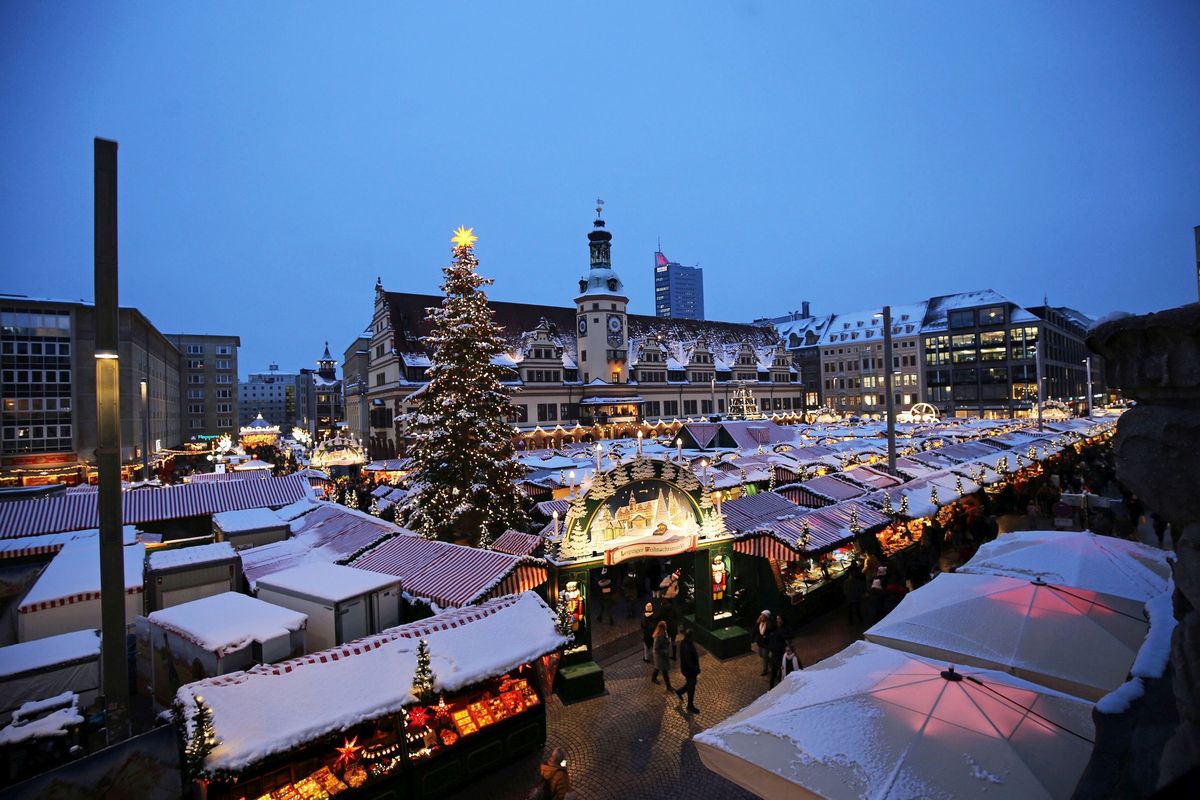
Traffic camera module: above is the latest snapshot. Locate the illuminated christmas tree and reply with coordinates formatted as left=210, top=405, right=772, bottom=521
left=176, top=694, right=219, bottom=782
left=412, top=639, right=437, bottom=703
left=397, top=227, right=529, bottom=543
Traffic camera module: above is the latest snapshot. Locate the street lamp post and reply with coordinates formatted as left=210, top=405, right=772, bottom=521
left=140, top=378, right=150, bottom=480
left=1083, top=357, right=1093, bottom=417
left=1034, top=339, right=1044, bottom=432
left=876, top=306, right=897, bottom=476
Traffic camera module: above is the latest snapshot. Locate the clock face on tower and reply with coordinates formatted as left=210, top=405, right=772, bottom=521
left=606, top=314, right=624, bottom=347
left=577, top=316, right=587, bottom=336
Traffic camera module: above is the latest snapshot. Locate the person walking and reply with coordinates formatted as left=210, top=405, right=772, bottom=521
left=781, top=642, right=803, bottom=677
left=596, top=567, right=615, bottom=625
left=622, top=569, right=639, bottom=618
left=674, top=628, right=701, bottom=713
left=536, top=746, right=571, bottom=800
left=659, top=600, right=680, bottom=659
left=650, top=620, right=674, bottom=690
left=640, top=602, right=656, bottom=663
left=754, top=611, right=772, bottom=676
left=1152, top=513, right=1169, bottom=548
left=843, top=567, right=865, bottom=626
left=767, top=615, right=789, bottom=688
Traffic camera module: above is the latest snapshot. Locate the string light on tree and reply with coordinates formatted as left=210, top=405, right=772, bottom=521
left=412, top=640, right=437, bottom=704
left=396, top=227, right=530, bottom=543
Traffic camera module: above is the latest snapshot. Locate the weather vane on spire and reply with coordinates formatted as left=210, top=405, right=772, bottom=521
left=595, top=197, right=605, bottom=219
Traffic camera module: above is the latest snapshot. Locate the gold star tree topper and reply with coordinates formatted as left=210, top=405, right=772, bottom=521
left=451, top=226, right=477, bottom=249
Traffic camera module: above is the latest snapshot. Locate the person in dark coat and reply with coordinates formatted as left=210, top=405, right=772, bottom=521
left=843, top=567, right=866, bottom=626
left=650, top=620, right=673, bottom=690
left=596, top=567, right=615, bottom=625
left=640, top=602, right=656, bottom=663
left=766, top=616, right=789, bottom=688
left=622, top=569, right=639, bottom=618
left=658, top=600, right=680, bottom=659
left=674, top=628, right=701, bottom=713
left=537, top=746, right=571, bottom=800
left=754, top=610, right=773, bottom=676
left=781, top=642, right=802, bottom=677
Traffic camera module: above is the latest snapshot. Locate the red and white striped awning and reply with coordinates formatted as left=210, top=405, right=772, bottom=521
left=351, top=536, right=548, bottom=608
left=491, top=529, right=542, bottom=557
left=733, top=532, right=804, bottom=562
left=0, top=474, right=312, bottom=539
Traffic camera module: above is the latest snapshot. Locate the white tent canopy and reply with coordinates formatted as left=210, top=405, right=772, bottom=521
left=695, top=641, right=1095, bottom=800
left=865, top=572, right=1147, bottom=700
left=959, top=530, right=1172, bottom=604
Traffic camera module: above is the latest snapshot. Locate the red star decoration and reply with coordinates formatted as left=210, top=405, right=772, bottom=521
left=335, top=736, right=361, bottom=766
left=407, top=706, right=430, bottom=729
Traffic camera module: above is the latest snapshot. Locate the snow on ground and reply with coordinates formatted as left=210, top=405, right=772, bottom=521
left=147, top=592, right=308, bottom=657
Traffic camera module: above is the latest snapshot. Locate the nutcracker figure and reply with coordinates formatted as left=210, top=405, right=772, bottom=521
left=563, top=580, right=584, bottom=631
left=711, top=555, right=728, bottom=601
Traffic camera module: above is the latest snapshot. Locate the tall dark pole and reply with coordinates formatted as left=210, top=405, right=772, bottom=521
left=1035, top=334, right=1044, bottom=432
left=94, top=138, right=129, bottom=742
left=881, top=305, right=897, bottom=476
left=140, top=378, right=150, bottom=479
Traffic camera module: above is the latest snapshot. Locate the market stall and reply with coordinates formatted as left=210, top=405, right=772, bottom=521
left=176, top=592, right=566, bottom=800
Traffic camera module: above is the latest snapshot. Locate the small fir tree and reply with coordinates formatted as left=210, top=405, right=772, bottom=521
left=554, top=592, right=576, bottom=644
left=397, top=228, right=529, bottom=543
left=175, top=694, right=219, bottom=783
left=413, top=640, right=437, bottom=703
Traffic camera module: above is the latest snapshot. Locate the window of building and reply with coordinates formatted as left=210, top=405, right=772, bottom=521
left=375, top=372, right=385, bottom=386
left=215, top=374, right=232, bottom=384
left=189, top=418, right=204, bottom=429
left=536, top=403, right=557, bottom=422
left=663, top=400, right=679, bottom=416
left=979, top=306, right=1006, bottom=326
left=216, top=359, right=231, bottom=370
left=215, top=345, right=232, bottom=355
left=217, top=388, right=231, bottom=399
left=948, top=309, right=975, bottom=329
left=217, top=403, right=232, bottom=414
left=683, top=399, right=698, bottom=415
left=560, top=403, right=578, bottom=420
left=188, top=359, right=204, bottom=369
left=951, top=334, right=978, bottom=363
left=218, top=417, right=232, bottom=428
left=980, top=330, right=1006, bottom=361
left=188, top=374, right=204, bottom=384
left=188, top=389, right=205, bottom=399
left=186, top=344, right=204, bottom=355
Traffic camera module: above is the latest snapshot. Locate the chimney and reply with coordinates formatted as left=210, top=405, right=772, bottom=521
left=802, top=301, right=811, bottom=318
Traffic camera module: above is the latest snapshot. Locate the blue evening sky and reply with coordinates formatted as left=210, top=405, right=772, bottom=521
left=2, top=2, right=1197, bottom=376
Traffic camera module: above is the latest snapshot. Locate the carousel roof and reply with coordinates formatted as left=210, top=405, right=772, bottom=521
left=240, top=413, right=280, bottom=434
left=310, top=435, right=366, bottom=468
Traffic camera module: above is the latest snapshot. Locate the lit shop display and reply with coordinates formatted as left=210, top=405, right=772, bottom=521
left=773, top=546, right=856, bottom=600
left=209, top=669, right=545, bottom=800
left=876, top=520, right=922, bottom=557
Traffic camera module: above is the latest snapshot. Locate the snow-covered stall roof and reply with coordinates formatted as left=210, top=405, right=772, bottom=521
left=694, top=640, right=1095, bottom=800
left=0, top=525, right=138, bottom=561
left=147, top=541, right=238, bottom=572
left=0, top=474, right=313, bottom=538
left=865, top=572, right=1148, bottom=700
left=239, top=503, right=402, bottom=589
left=177, top=592, right=567, bottom=774
left=212, top=506, right=285, bottom=533
left=148, top=592, right=308, bottom=657
left=0, top=692, right=83, bottom=746
left=490, top=529, right=542, bottom=557
left=19, top=540, right=145, bottom=612
left=0, top=630, right=101, bottom=679
left=256, top=562, right=399, bottom=603
left=959, top=531, right=1171, bottom=603
left=351, top=536, right=547, bottom=608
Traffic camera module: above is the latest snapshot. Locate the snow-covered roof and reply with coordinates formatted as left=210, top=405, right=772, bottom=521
left=921, top=289, right=1038, bottom=333
left=0, top=525, right=138, bottom=561
left=820, top=301, right=928, bottom=345
left=0, top=629, right=101, bottom=678
left=256, top=562, right=399, bottom=603
left=148, top=592, right=308, bottom=657
left=0, top=692, right=82, bottom=745
left=178, top=592, right=567, bottom=774
left=212, top=507, right=285, bottom=534
left=147, top=541, right=238, bottom=572
left=20, top=540, right=144, bottom=611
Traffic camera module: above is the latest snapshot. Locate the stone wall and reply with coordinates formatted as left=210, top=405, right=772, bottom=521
left=1088, top=303, right=1200, bottom=792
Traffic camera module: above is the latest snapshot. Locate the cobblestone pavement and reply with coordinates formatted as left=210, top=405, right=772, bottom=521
left=446, top=606, right=860, bottom=800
